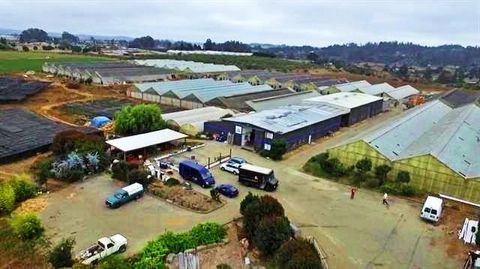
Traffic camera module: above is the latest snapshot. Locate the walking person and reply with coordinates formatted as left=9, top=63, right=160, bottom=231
left=382, top=193, right=390, bottom=208
left=350, top=187, right=357, bottom=199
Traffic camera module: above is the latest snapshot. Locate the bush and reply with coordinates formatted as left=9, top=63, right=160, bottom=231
left=400, top=184, right=417, bottom=196
left=51, top=130, right=105, bottom=156
left=210, top=188, right=221, bottom=202
left=380, top=181, right=401, bottom=195
left=276, top=239, right=322, bottom=269
left=263, top=139, right=287, bottom=160
left=9, top=213, right=44, bottom=240
left=216, top=264, right=232, bottom=269
left=305, top=153, right=347, bottom=178
left=30, top=157, right=54, bottom=187
left=396, top=171, right=411, bottom=184
left=365, top=177, right=381, bottom=188
left=114, top=104, right=166, bottom=135
left=0, top=183, right=16, bottom=214
left=48, top=237, right=75, bottom=268
left=253, top=215, right=291, bottom=255
left=112, top=161, right=130, bottom=182
left=97, top=255, right=132, bottom=269
left=127, top=169, right=152, bottom=187
left=243, top=195, right=285, bottom=240
left=164, top=177, right=180, bottom=186
left=10, top=174, right=38, bottom=203
left=355, top=158, right=372, bottom=174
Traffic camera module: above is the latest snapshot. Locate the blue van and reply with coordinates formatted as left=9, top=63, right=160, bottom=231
left=178, top=160, right=215, bottom=188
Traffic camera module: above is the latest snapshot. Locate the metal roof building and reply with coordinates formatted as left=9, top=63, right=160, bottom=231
left=246, top=90, right=320, bottom=111
left=333, top=80, right=372, bottom=92
left=384, top=85, right=420, bottom=101
left=357, top=83, right=396, bottom=96
left=162, top=106, right=235, bottom=135
left=328, top=100, right=480, bottom=203
left=205, top=104, right=347, bottom=151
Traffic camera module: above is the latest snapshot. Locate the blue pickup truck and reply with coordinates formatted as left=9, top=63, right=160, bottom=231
left=105, top=183, right=144, bottom=208
left=179, top=160, right=215, bottom=188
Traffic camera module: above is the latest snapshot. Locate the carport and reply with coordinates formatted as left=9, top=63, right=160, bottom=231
left=106, top=129, right=188, bottom=160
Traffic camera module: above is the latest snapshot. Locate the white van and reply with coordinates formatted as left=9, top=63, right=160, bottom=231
left=420, top=196, right=443, bottom=222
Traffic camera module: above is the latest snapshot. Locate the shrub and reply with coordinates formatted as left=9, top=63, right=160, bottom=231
left=97, top=255, right=132, bottom=269
left=9, top=213, right=44, bottom=240
left=51, top=130, right=105, bottom=156
left=189, top=222, right=226, bottom=245
left=305, top=153, right=347, bottom=178
left=253, top=215, right=291, bottom=255
left=164, top=177, right=180, bottom=186
left=48, top=237, right=75, bottom=268
left=374, top=165, right=392, bottom=185
left=128, top=169, right=152, bottom=187
left=380, top=181, right=401, bottom=195
left=355, top=158, right=372, bottom=174
left=112, top=161, right=130, bottom=182
left=243, top=195, right=285, bottom=240
left=264, top=139, right=287, bottom=160
left=396, top=171, right=411, bottom=184
left=400, top=184, right=417, bottom=196
left=114, top=104, right=166, bottom=135
left=10, top=174, right=38, bottom=203
left=217, top=264, right=232, bottom=269
left=0, top=183, right=16, bottom=214
left=30, top=157, right=54, bottom=187
left=365, top=177, right=381, bottom=188
left=276, top=239, right=322, bottom=269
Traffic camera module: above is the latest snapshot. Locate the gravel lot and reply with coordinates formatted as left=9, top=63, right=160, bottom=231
left=40, top=110, right=463, bottom=268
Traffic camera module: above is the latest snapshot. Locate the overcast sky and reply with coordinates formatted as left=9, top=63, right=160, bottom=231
left=1, top=0, right=479, bottom=47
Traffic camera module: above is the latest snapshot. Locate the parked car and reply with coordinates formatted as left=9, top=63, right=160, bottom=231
left=238, top=164, right=278, bottom=191
left=220, top=157, right=247, bottom=175
left=179, top=160, right=215, bottom=188
left=105, top=183, right=144, bottom=208
left=215, top=184, right=239, bottom=198
left=76, top=234, right=127, bottom=265
left=420, top=196, right=443, bottom=223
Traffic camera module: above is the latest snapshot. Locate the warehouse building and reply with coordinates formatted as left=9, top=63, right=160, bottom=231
left=319, top=80, right=372, bottom=94
left=130, top=78, right=273, bottom=109
left=357, top=82, right=396, bottom=96
left=246, top=90, right=320, bottom=111
left=205, top=104, right=347, bottom=151
left=303, top=92, right=383, bottom=126
left=327, top=100, right=480, bottom=202
left=384, top=85, right=420, bottom=104
left=162, top=106, right=235, bottom=135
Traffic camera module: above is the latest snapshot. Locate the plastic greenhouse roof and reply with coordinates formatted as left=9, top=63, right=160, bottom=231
left=134, top=59, right=240, bottom=73
left=334, top=80, right=372, bottom=92
left=358, top=83, right=396, bottom=96
left=223, top=104, right=347, bottom=134
left=363, top=100, right=480, bottom=178
left=163, top=106, right=235, bottom=131
left=386, top=85, right=420, bottom=100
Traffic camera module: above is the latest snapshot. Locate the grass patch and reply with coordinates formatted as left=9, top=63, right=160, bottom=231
left=0, top=218, right=49, bottom=268
left=0, top=51, right=114, bottom=73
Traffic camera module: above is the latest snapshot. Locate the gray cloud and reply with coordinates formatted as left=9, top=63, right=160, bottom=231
left=1, top=0, right=479, bottom=46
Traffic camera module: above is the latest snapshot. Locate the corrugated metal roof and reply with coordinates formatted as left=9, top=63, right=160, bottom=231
left=358, top=83, right=396, bottom=96
left=163, top=107, right=235, bottom=131
left=303, top=92, right=382, bottom=110
left=246, top=91, right=320, bottom=111
left=386, top=85, right=420, bottom=100
left=223, top=104, right=347, bottom=134
left=363, top=100, right=480, bottom=178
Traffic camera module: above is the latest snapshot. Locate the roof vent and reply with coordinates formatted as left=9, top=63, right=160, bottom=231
left=459, top=137, right=464, bottom=141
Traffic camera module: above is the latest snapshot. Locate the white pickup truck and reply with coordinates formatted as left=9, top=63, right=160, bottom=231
left=76, top=234, right=127, bottom=265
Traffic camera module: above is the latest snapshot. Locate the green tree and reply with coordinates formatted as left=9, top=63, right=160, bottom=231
left=114, top=104, right=166, bottom=135
left=0, top=183, right=16, bottom=214
left=355, top=158, right=372, bottom=174
left=374, top=165, right=392, bottom=185
left=264, top=139, right=287, bottom=160
left=19, top=28, right=50, bottom=42
left=240, top=192, right=259, bottom=216
left=276, top=239, right=322, bottom=269
left=111, top=161, right=130, bottom=182
left=9, top=213, right=44, bottom=240
left=396, top=171, right=411, bottom=184
left=48, top=237, right=75, bottom=268
left=127, top=169, right=152, bottom=187
left=98, top=255, right=132, bottom=269
left=243, top=195, right=285, bottom=240
left=253, top=215, right=291, bottom=255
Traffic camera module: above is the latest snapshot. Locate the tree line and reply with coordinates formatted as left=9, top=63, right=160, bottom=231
left=129, top=36, right=251, bottom=52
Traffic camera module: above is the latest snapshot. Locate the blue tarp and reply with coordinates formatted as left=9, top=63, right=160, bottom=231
left=91, top=116, right=111, bottom=128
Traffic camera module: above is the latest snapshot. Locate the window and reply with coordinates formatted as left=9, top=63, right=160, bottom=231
left=424, top=208, right=431, bottom=213
left=431, top=209, right=437, bottom=215
left=265, top=132, right=274, bottom=139
left=235, top=126, right=242, bottom=134
left=107, top=243, right=114, bottom=248
left=264, top=143, right=271, bottom=151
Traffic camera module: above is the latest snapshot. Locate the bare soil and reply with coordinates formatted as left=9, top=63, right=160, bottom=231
left=149, top=181, right=224, bottom=213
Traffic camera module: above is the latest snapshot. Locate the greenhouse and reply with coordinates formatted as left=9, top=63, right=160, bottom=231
left=327, top=100, right=480, bottom=202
